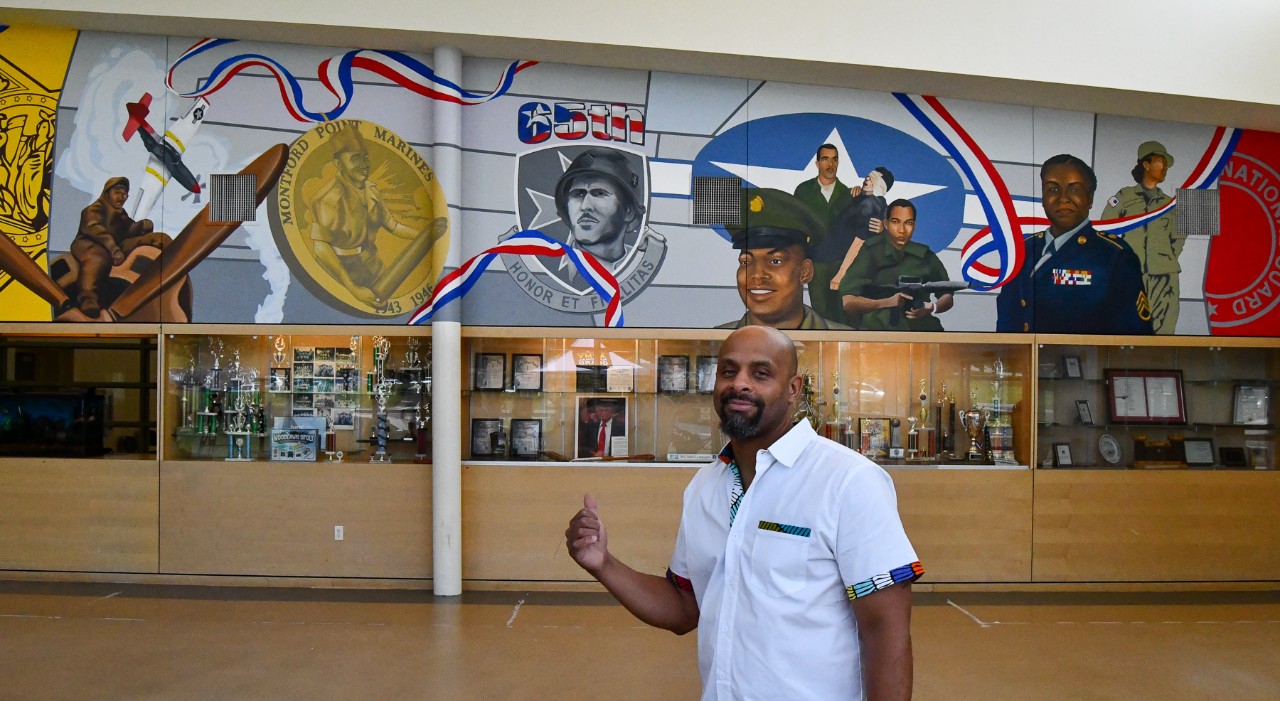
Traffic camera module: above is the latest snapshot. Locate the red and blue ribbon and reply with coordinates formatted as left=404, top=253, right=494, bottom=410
left=167, top=38, right=536, bottom=122
left=896, top=93, right=1240, bottom=290
left=408, top=230, right=624, bottom=326
left=894, top=93, right=1024, bottom=289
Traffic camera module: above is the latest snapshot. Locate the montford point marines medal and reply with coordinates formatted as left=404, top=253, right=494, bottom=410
left=272, top=119, right=449, bottom=317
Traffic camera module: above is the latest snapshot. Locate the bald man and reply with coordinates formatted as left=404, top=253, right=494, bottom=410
left=566, top=326, right=922, bottom=700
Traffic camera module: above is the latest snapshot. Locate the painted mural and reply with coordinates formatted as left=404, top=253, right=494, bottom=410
left=0, top=27, right=1276, bottom=335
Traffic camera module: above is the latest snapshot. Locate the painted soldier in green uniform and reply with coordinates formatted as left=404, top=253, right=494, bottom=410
left=718, top=188, right=851, bottom=330
left=1102, top=141, right=1180, bottom=334
left=837, top=199, right=954, bottom=331
left=793, top=143, right=854, bottom=322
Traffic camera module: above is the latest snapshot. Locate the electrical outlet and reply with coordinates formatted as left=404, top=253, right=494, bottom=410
left=334, top=525, right=344, bottom=541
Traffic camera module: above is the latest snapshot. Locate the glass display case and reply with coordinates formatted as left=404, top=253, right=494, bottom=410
left=462, top=331, right=1034, bottom=467
left=162, top=331, right=431, bottom=463
left=0, top=331, right=157, bottom=456
left=1036, top=337, right=1278, bottom=469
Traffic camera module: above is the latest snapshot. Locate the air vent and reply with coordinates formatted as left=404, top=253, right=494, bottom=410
left=209, top=174, right=258, bottom=223
left=692, top=176, right=742, bottom=226
left=1175, top=188, right=1219, bottom=237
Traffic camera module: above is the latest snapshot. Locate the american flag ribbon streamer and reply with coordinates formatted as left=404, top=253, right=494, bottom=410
left=167, top=38, right=536, bottom=122
left=894, top=93, right=1023, bottom=290
left=408, top=231, right=624, bottom=327
left=896, top=93, right=1240, bottom=289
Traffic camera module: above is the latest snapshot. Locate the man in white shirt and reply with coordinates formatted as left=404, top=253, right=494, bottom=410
left=566, top=325, right=921, bottom=700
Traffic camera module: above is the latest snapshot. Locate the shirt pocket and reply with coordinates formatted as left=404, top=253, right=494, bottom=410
left=750, top=526, right=810, bottom=597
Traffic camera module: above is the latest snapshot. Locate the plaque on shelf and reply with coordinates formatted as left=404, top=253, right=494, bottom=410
left=696, top=356, right=718, bottom=394
left=1098, top=434, right=1121, bottom=465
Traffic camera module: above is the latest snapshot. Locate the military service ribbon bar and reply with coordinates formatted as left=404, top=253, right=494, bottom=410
left=1052, top=269, right=1093, bottom=286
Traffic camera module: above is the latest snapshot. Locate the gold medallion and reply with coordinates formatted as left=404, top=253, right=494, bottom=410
left=272, top=119, right=449, bottom=317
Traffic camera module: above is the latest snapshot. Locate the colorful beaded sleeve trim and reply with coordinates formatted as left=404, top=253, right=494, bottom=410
left=666, top=568, right=693, bottom=592
left=845, top=562, right=925, bottom=600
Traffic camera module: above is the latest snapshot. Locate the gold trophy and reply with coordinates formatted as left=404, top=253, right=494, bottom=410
left=959, top=391, right=988, bottom=461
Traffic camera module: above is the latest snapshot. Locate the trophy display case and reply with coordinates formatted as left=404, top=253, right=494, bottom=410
left=462, top=330, right=1033, bottom=468
left=1036, top=336, right=1278, bottom=469
left=162, top=330, right=431, bottom=463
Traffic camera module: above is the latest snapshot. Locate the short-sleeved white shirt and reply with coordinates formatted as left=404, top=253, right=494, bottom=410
left=668, top=420, right=922, bottom=701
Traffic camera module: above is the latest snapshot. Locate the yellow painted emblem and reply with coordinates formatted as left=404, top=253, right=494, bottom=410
left=272, top=119, right=449, bottom=317
left=749, top=195, right=764, bottom=213
left=0, top=25, right=77, bottom=320
left=1136, top=290, right=1152, bottom=321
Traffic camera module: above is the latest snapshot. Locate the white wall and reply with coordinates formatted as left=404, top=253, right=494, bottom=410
left=7, top=0, right=1280, bottom=128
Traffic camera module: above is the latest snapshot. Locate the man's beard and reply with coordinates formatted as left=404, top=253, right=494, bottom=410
left=718, top=391, right=764, bottom=440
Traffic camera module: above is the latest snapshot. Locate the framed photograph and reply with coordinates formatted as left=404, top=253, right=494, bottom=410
left=575, top=396, right=628, bottom=459
left=1075, top=399, right=1095, bottom=425
left=1220, top=446, right=1248, bottom=468
left=1063, top=355, right=1083, bottom=379
left=474, top=353, right=506, bottom=391
left=512, top=354, right=544, bottom=392
left=1232, top=383, right=1271, bottom=426
left=268, top=367, right=291, bottom=393
left=696, top=355, right=718, bottom=394
left=657, top=355, right=690, bottom=393
left=1053, top=442, right=1074, bottom=467
left=1183, top=438, right=1216, bottom=467
left=471, top=418, right=502, bottom=457
left=510, top=419, right=542, bottom=460
left=858, top=417, right=892, bottom=457
left=1104, top=369, right=1185, bottom=424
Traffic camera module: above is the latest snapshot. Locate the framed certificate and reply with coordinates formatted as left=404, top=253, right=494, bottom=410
left=512, top=354, right=544, bottom=392
left=510, top=419, right=542, bottom=460
left=471, top=418, right=502, bottom=457
left=1053, top=442, right=1074, bottom=467
left=1182, top=438, right=1215, bottom=467
left=474, top=353, right=506, bottom=391
left=657, top=355, right=689, bottom=393
left=1063, top=355, right=1083, bottom=379
left=1232, top=383, right=1271, bottom=425
left=1075, top=399, right=1095, bottom=425
left=1105, top=369, right=1185, bottom=424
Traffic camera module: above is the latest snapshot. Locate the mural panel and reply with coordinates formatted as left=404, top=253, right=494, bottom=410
left=1, top=25, right=1276, bottom=336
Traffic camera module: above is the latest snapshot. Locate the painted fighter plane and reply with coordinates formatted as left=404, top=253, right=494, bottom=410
left=122, top=92, right=209, bottom=220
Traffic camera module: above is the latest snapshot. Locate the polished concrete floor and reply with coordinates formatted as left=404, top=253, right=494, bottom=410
left=1, top=582, right=1278, bottom=700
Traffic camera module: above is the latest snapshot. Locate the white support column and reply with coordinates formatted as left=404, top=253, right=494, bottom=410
left=430, top=45, right=464, bottom=596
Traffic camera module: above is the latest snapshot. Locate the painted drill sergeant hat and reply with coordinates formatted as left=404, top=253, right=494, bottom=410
left=554, top=147, right=647, bottom=223
left=1137, top=140, right=1174, bottom=167
left=729, top=187, right=826, bottom=257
